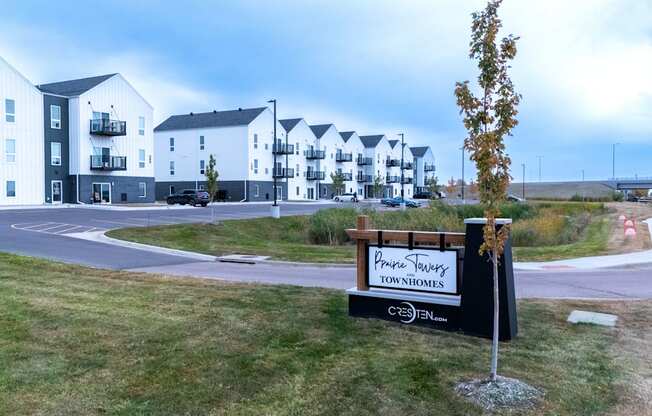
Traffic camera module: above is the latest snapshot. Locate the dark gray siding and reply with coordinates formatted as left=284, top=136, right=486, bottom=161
left=43, top=94, right=73, bottom=203
left=76, top=175, right=155, bottom=204
left=155, top=180, right=288, bottom=202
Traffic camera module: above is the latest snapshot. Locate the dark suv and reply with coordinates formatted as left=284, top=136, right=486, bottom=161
left=166, top=189, right=210, bottom=207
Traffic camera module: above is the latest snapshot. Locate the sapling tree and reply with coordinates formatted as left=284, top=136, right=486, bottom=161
left=372, top=174, right=385, bottom=198
left=205, top=154, right=219, bottom=202
left=454, top=0, right=520, bottom=382
left=330, top=172, right=346, bottom=196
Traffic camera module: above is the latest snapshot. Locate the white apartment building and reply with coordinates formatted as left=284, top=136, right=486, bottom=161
left=154, top=107, right=290, bottom=202
left=37, top=74, right=155, bottom=204
left=279, top=118, right=316, bottom=200
left=339, top=131, right=365, bottom=196
left=411, top=146, right=436, bottom=192
left=0, top=57, right=45, bottom=205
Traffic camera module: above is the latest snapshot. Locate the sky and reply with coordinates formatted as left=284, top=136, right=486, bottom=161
left=1, top=0, right=650, bottom=182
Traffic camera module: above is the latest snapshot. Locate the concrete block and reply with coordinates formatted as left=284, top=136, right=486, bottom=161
left=567, top=310, right=618, bottom=327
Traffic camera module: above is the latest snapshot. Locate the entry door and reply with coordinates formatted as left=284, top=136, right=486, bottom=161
left=92, top=183, right=111, bottom=204
left=307, top=188, right=314, bottom=200
left=51, top=180, right=63, bottom=204
left=275, top=186, right=283, bottom=201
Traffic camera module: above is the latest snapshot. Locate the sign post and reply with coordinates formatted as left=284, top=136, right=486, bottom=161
left=346, top=215, right=518, bottom=340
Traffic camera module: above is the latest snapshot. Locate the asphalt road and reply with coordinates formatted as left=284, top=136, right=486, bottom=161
left=1, top=203, right=650, bottom=299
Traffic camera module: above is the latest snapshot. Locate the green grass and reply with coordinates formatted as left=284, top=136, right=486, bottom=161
left=108, top=216, right=357, bottom=263
left=513, top=217, right=611, bottom=262
left=108, top=201, right=610, bottom=263
left=0, top=252, right=642, bottom=415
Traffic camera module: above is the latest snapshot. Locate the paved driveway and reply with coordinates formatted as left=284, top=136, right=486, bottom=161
left=0, top=203, right=650, bottom=299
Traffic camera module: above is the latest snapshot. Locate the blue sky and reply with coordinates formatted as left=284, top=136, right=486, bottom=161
left=1, top=0, right=650, bottom=182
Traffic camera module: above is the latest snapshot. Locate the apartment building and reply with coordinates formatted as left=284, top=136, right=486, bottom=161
left=0, top=57, right=45, bottom=205
left=279, top=118, right=315, bottom=200
left=339, top=131, right=365, bottom=196
left=411, top=146, right=436, bottom=193
left=37, top=74, right=155, bottom=204
left=154, top=107, right=289, bottom=202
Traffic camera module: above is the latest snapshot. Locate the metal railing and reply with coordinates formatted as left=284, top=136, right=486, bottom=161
left=305, top=149, right=326, bottom=160
left=401, top=177, right=413, bottom=184
left=272, top=143, right=295, bottom=154
left=306, top=170, right=326, bottom=180
left=386, top=158, right=401, bottom=167
left=90, top=155, right=127, bottom=170
left=357, top=156, right=373, bottom=166
left=273, top=167, right=295, bottom=178
left=90, top=119, right=126, bottom=136
left=357, top=173, right=373, bottom=183
left=424, top=163, right=436, bottom=172
left=336, top=152, right=353, bottom=162
left=385, top=175, right=400, bottom=183
left=401, top=162, right=414, bottom=170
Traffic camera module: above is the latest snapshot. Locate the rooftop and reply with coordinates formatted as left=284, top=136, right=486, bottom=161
left=340, top=131, right=356, bottom=142
left=279, top=118, right=302, bottom=133
left=37, top=74, right=117, bottom=97
left=309, top=124, right=334, bottom=138
left=410, top=146, right=430, bottom=157
left=155, top=107, right=267, bottom=132
left=359, top=135, right=385, bottom=148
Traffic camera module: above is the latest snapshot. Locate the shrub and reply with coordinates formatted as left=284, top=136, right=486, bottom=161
left=308, top=208, right=357, bottom=245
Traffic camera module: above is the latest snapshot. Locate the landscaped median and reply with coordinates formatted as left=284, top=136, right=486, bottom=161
left=0, top=252, right=649, bottom=415
left=107, top=201, right=613, bottom=263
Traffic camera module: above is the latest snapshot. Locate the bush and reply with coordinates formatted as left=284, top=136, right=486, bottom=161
left=308, top=208, right=358, bottom=245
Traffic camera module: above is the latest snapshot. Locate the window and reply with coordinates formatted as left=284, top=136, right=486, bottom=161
left=6, top=139, right=15, bottom=163
left=169, top=137, right=175, bottom=152
left=253, top=159, right=258, bottom=174
left=51, top=142, right=62, bottom=166
left=198, top=184, right=205, bottom=190
left=138, top=117, right=145, bottom=135
left=264, top=143, right=268, bottom=150
left=254, top=134, right=258, bottom=149
left=5, top=99, right=15, bottom=122
left=50, top=105, right=61, bottom=129
left=264, top=167, right=268, bottom=175
left=138, top=182, right=146, bottom=197
left=296, top=164, right=300, bottom=177
left=254, top=184, right=260, bottom=197
left=199, top=159, right=205, bottom=175
left=169, top=161, right=175, bottom=176
left=138, top=149, right=146, bottom=168
left=169, top=185, right=175, bottom=195
left=6, top=180, right=16, bottom=197
left=296, top=186, right=300, bottom=196
left=199, top=135, right=205, bottom=150
left=296, top=143, right=299, bottom=155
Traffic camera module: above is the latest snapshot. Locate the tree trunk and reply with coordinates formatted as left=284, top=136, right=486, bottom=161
left=490, top=247, right=499, bottom=382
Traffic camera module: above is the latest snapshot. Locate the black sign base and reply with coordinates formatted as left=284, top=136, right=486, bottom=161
left=348, top=294, right=460, bottom=332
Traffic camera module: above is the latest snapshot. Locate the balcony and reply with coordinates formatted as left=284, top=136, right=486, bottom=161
left=336, top=152, right=353, bottom=162
left=90, top=119, right=126, bottom=136
left=401, top=161, right=414, bottom=170
left=90, top=155, right=127, bottom=171
left=357, top=156, right=373, bottom=166
left=305, top=149, right=326, bottom=160
left=424, top=163, right=436, bottom=172
left=356, top=173, right=373, bottom=183
left=401, top=177, right=414, bottom=184
left=306, top=171, right=326, bottom=180
left=272, top=143, right=295, bottom=155
left=273, top=167, right=295, bottom=178
left=386, top=158, right=401, bottom=167
left=385, top=175, right=400, bottom=183
left=334, top=172, right=353, bottom=181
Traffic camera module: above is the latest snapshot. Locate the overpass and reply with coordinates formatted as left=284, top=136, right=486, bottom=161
left=605, top=177, right=652, bottom=190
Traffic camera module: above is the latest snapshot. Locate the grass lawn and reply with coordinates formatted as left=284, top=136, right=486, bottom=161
left=0, top=252, right=648, bottom=415
left=108, top=216, right=357, bottom=263
left=512, top=217, right=611, bottom=262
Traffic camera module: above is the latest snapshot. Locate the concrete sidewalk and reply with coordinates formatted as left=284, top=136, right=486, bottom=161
left=515, top=218, right=652, bottom=270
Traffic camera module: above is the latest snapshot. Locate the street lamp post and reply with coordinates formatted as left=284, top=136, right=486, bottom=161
left=399, top=133, right=405, bottom=210
left=268, top=99, right=280, bottom=218
left=537, top=155, right=543, bottom=182
left=612, top=143, right=620, bottom=179
left=461, top=146, right=465, bottom=202
left=521, top=163, right=526, bottom=200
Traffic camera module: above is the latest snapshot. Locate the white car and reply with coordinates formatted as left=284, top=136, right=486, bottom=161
left=333, top=193, right=359, bottom=202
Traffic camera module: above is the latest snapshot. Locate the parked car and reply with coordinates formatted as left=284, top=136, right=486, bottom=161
left=333, top=193, right=358, bottom=202
left=413, top=190, right=432, bottom=199
left=166, top=189, right=210, bottom=207
left=507, top=194, right=525, bottom=203
left=383, top=197, right=421, bottom=208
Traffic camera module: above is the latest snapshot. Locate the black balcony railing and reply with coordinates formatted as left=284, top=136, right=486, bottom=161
left=90, top=119, right=127, bottom=136
left=386, top=158, right=401, bottom=167
left=273, top=167, right=295, bottom=178
left=90, top=155, right=127, bottom=171
left=336, top=152, right=353, bottom=162
left=337, top=172, right=353, bottom=181
left=306, top=171, right=326, bottom=180
left=357, top=156, right=373, bottom=166
left=385, top=175, right=400, bottom=183
left=401, top=162, right=414, bottom=170
left=356, top=173, right=373, bottom=183
left=401, top=177, right=414, bottom=184
left=272, top=143, right=295, bottom=154
left=305, top=149, right=326, bottom=160
left=424, top=163, right=436, bottom=172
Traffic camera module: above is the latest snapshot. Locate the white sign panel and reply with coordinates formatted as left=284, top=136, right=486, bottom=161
left=368, top=245, right=458, bottom=294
